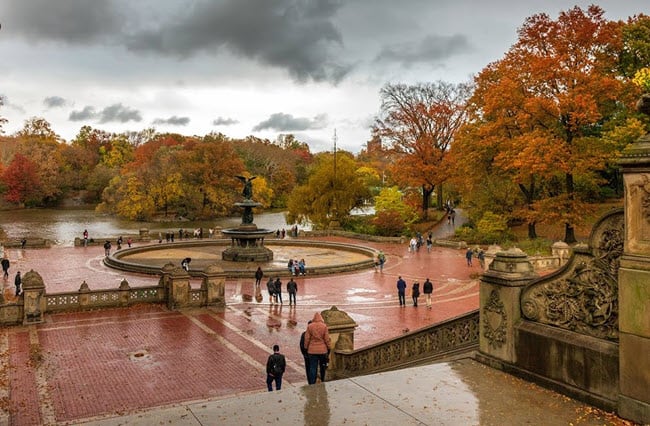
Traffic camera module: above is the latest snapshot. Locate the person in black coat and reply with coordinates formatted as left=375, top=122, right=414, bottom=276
left=412, top=281, right=420, bottom=307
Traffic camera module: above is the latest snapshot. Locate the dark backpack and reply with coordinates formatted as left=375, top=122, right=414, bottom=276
left=271, top=354, right=284, bottom=376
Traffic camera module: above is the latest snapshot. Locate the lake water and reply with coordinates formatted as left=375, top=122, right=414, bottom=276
left=0, top=209, right=299, bottom=246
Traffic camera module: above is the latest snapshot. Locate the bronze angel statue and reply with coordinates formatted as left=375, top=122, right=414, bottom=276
left=235, top=175, right=256, bottom=200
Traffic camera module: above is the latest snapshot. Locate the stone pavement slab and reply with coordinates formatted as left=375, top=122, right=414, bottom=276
left=76, top=359, right=626, bottom=426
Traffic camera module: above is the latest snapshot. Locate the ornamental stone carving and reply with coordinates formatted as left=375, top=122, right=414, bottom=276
left=521, top=208, right=623, bottom=341
left=483, top=289, right=507, bottom=349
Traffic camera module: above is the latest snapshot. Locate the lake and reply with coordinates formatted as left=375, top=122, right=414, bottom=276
left=0, top=209, right=299, bottom=246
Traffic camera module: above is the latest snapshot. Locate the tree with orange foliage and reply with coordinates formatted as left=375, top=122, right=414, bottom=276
left=373, top=81, right=472, bottom=219
left=456, top=6, right=635, bottom=242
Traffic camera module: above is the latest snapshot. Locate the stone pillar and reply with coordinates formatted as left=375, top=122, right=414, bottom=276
left=551, top=241, right=571, bottom=267
left=118, top=279, right=131, bottom=306
left=22, top=270, right=46, bottom=325
left=139, top=228, right=150, bottom=241
left=617, top=119, right=650, bottom=424
left=79, top=281, right=91, bottom=308
left=165, top=266, right=190, bottom=310
left=479, top=248, right=537, bottom=364
left=200, top=264, right=226, bottom=307
left=321, top=306, right=358, bottom=380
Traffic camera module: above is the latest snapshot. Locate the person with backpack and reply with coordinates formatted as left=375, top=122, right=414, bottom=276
left=304, top=312, right=331, bottom=384
left=299, top=320, right=312, bottom=381
left=265, top=344, right=286, bottom=391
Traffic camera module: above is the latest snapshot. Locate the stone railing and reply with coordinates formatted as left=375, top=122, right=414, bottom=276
left=0, top=263, right=226, bottom=325
left=45, top=283, right=166, bottom=313
left=328, top=310, right=479, bottom=379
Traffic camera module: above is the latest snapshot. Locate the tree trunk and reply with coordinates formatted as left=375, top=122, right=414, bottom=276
left=564, top=222, right=577, bottom=244
left=437, top=187, right=444, bottom=210
left=527, top=222, right=537, bottom=239
left=421, top=185, right=434, bottom=219
left=564, top=173, right=576, bottom=243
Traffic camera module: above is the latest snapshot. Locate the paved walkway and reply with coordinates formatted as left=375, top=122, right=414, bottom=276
left=0, top=216, right=628, bottom=425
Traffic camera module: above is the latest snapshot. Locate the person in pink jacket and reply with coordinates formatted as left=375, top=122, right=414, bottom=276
left=304, top=312, right=331, bottom=384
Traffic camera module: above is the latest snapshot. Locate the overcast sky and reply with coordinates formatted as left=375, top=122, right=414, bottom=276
left=0, top=0, right=647, bottom=153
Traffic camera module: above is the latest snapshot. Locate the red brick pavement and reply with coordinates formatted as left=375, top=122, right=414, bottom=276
left=1, top=237, right=480, bottom=423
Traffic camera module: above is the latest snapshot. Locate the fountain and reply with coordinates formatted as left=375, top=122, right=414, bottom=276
left=221, top=176, right=275, bottom=262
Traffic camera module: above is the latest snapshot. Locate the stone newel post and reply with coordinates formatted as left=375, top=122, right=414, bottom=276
left=479, top=249, right=537, bottom=364
left=22, top=270, right=46, bottom=324
left=161, top=263, right=190, bottom=310
left=321, top=306, right=358, bottom=380
left=200, top=264, right=225, bottom=307
left=617, top=112, right=650, bottom=424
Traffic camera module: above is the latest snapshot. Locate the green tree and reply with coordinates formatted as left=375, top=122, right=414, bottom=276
left=286, top=152, right=370, bottom=228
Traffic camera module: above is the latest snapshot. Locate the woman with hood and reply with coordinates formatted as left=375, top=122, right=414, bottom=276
left=304, top=312, right=331, bottom=384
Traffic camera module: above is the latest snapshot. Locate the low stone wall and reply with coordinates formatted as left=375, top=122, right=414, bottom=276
left=0, top=265, right=225, bottom=326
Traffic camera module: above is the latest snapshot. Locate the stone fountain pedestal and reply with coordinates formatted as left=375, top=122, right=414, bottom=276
left=222, top=200, right=275, bottom=262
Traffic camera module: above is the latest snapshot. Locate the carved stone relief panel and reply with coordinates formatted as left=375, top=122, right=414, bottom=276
left=521, top=209, right=623, bottom=341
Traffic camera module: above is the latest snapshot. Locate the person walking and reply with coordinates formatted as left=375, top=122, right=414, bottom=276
left=287, top=278, right=298, bottom=305
left=274, top=277, right=283, bottom=304
left=465, top=247, right=473, bottom=267
left=1, top=254, right=10, bottom=279
left=304, top=312, right=331, bottom=384
left=397, top=276, right=407, bottom=306
left=411, top=281, right=420, bottom=307
left=478, top=249, right=486, bottom=270
left=83, top=229, right=89, bottom=247
left=255, top=266, right=264, bottom=286
left=14, top=271, right=21, bottom=297
left=265, top=344, right=286, bottom=391
left=423, top=278, right=433, bottom=309
left=267, top=277, right=275, bottom=304
left=378, top=251, right=386, bottom=272
left=299, top=320, right=312, bottom=382
left=103, top=240, right=112, bottom=257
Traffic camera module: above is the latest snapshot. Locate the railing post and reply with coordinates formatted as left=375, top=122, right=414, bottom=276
left=119, top=279, right=131, bottom=306
left=479, top=248, right=536, bottom=364
left=164, top=265, right=190, bottom=310
left=617, top=108, right=650, bottom=424
left=321, top=306, right=358, bottom=380
left=200, top=264, right=225, bottom=307
left=22, top=270, right=46, bottom=325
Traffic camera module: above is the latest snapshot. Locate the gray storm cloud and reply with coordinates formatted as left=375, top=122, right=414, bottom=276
left=253, top=112, right=328, bottom=132
left=375, top=34, right=473, bottom=66
left=124, top=0, right=352, bottom=83
left=0, top=0, right=123, bottom=43
left=152, top=116, right=190, bottom=126
left=43, top=96, right=68, bottom=108
left=69, top=104, right=142, bottom=123
left=213, top=117, right=239, bottom=126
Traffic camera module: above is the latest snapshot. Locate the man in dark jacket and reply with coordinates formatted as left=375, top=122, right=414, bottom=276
left=274, top=277, right=283, bottom=304
left=266, top=344, right=286, bottom=391
left=287, top=278, right=298, bottom=305
left=423, top=278, right=434, bottom=309
left=397, top=276, right=407, bottom=306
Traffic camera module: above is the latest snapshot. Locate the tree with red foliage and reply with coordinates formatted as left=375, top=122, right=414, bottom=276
left=2, top=153, right=40, bottom=204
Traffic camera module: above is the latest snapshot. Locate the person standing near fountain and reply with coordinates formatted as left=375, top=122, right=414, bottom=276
left=287, top=278, right=298, bottom=305
left=266, top=277, right=275, bottom=304
left=255, top=266, right=264, bottom=286
left=274, top=277, right=283, bottom=304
